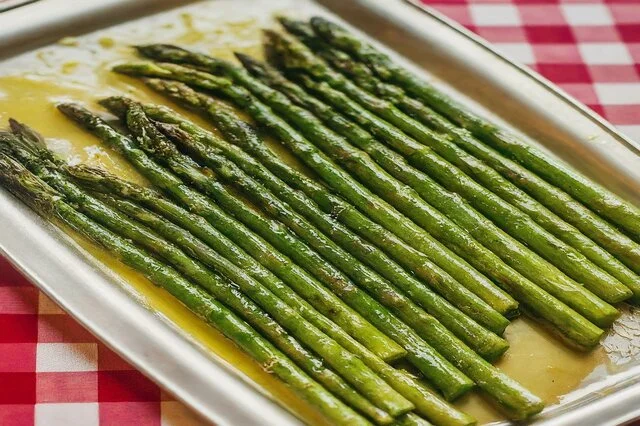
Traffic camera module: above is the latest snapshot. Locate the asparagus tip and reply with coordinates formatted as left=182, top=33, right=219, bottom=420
left=309, top=16, right=332, bottom=29
left=233, top=51, right=253, bottom=64
left=56, top=102, right=83, bottom=115
left=98, top=96, right=134, bottom=118
left=276, top=15, right=304, bottom=29
left=0, top=152, right=58, bottom=217
left=9, top=118, right=48, bottom=149
left=234, top=52, right=265, bottom=75
left=135, top=43, right=187, bottom=59
left=262, top=28, right=281, bottom=42
left=65, top=163, right=120, bottom=194
left=112, top=61, right=169, bottom=77
left=155, top=121, right=189, bottom=144
left=144, top=78, right=211, bottom=110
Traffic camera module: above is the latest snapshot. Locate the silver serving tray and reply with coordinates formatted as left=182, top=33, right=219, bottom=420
left=1, top=0, right=639, bottom=425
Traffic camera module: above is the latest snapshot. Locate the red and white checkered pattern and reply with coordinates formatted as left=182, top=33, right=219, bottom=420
left=427, top=0, right=640, bottom=141
left=1, top=0, right=639, bottom=424
left=0, top=258, right=205, bottom=426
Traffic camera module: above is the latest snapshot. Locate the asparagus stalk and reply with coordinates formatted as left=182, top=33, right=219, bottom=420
left=272, top=70, right=622, bottom=322
left=111, top=62, right=604, bottom=353
left=141, top=81, right=510, bottom=337
left=114, top=99, right=474, bottom=401
left=116, top=63, right=518, bottom=321
left=110, top=77, right=546, bottom=420
left=398, top=413, right=433, bottom=426
left=151, top=95, right=508, bottom=360
left=121, top=97, right=547, bottom=420
left=2, top=127, right=410, bottom=421
left=139, top=49, right=514, bottom=331
left=68, top=165, right=475, bottom=426
left=309, top=16, right=640, bottom=241
left=61, top=101, right=473, bottom=401
left=161, top=119, right=510, bottom=361
left=57, top=103, right=403, bottom=364
left=100, top=194, right=411, bottom=420
left=0, top=151, right=367, bottom=426
left=232, top=60, right=638, bottom=320
left=314, top=49, right=640, bottom=299
left=270, top=24, right=630, bottom=309
left=151, top=84, right=509, bottom=340
left=115, top=56, right=617, bottom=327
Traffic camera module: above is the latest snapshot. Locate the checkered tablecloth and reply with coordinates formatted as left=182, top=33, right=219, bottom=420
left=1, top=0, right=639, bottom=424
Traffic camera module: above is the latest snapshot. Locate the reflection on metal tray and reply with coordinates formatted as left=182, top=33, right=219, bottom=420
left=0, top=0, right=639, bottom=425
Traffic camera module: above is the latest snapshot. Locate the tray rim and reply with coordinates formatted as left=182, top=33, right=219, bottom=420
left=1, top=0, right=639, bottom=425
left=403, top=0, right=640, bottom=156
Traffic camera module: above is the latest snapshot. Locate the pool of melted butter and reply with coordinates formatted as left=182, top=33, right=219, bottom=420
left=0, top=2, right=612, bottom=424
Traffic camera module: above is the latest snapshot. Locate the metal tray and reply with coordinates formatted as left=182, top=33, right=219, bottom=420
left=1, top=0, right=639, bottom=425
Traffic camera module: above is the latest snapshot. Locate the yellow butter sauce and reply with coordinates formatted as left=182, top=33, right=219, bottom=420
left=0, top=74, right=330, bottom=426
left=0, top=5, right=608, bottom=423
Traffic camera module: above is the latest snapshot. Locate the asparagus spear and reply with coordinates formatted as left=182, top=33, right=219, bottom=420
left=1, top=127, right=410, bottom=421
left=270, top=24, right=631, bottom=308
left=115, top=99, right=474, bottom=401
left=113, top=59, right=618, bottom=326
left=115, top=64, right=518, bottom=320
left=398, top=413, right=433, bottom=426
left=310, top=16, right=640, bottom=241
left=161, top=119, right=510, bottom=361
left=139, top=83, right=510, bottom=337
left=111, top=62, right=604, bottom=353
left=61, top=101, right=473, bottom=401
left=57, top=103, right=403, bottom=363
left=313, top=49, right=640, bottom=299
left=68, top=165, right=475, bottom=426
left=232, top=61, right=639, bottom=322
left=0, top=151, right=368, bottom=426
left=107, top=81, right=546, bottom=419
left=134, top=45, right=517, bottom=319
left=120, top=97, right=546, bottom=421
left=100, top=195, right=410, bottom=420
left=271, top=70, right=623, bottom=321
left=152, top=97, right=508, bottom=360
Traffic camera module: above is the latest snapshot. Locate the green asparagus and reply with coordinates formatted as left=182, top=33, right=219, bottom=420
left=143, top=79, right=510, bottom=336
left=101, top=194, right=411, bottom=420
left=68, top=165, right=475, bottom=426
left=112, top=71, right=549, bottom=419
left=313, top=48, right=640, bottom=299
left=271, top=24, right=630, bottom=308
left=0, top=151, right=367, bottom=426
left=149, top=91, right=508, bottom=360
left=116, top=98, right=475, bottom=400
left=2, top=126, right=411, bottom=421
left=134, top=45, right=517, bottom=322
left=162, top=120, right=510, bottom=362
left=57, top=103, right=404, bottom=363
left=115, top=56, right=618, bottom=325
left=117, top=64, right=519, bottom=321
left=126, top=94, right=545, bottom=421
left=277, top=70, right=623, bottom=321
left=310, top=16, right=640, bottom=241
left=111, top=61, right=605, bottom=352
left=62, top=100, right=474, bottom=401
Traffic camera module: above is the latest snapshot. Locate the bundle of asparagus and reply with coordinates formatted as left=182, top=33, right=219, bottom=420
left=2, top=14, right=639, bottom=426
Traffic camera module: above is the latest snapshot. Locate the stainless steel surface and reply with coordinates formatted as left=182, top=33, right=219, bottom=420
left=0, top=0, right=639, bottom=424
left=0, top=0, right=189, bottom=58
left=0, top=0, right=40, bottom=13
